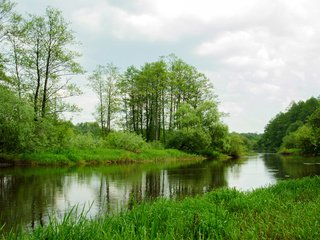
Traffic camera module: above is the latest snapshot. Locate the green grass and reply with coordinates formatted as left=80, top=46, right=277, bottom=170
left=3, top=148, right=202, bottom=166
left=5, top=176, right=320, bottom=239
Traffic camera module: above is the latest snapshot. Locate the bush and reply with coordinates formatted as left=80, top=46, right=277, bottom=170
left=228, top=133, right=246, bottom=158
left=0, top=86, right=34, bottom=152
left=146, top=141, right=165, bottom=150
left=166, top=128, right=210, bottom=153
left=105, top=132, right=147, bottom=153
left=70, top=133, right=104, bottom=149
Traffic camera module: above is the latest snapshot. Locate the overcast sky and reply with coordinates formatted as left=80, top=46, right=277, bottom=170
left=16, top=0, right=320, bottom=133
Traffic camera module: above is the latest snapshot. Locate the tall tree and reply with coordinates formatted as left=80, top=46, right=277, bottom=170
left=5, top=13, right=26, bottom=98
left=119, top=55, right=218, bottom=142
left=88, top=63, right=121, bottom=136
left=10, top=7, right=84, bottom=120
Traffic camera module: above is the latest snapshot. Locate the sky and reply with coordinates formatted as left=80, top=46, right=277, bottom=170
left=15, top=0, right=320, bottom=133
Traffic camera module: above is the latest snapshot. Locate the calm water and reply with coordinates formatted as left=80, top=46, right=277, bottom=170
left=1, top=153, right=320, bottom=232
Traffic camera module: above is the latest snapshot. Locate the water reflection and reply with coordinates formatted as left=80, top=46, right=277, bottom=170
left=1, top=154, right=320, bottom=233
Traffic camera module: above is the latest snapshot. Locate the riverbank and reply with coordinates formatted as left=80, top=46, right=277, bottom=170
left=0, top=148, right=205, bottom=166
left=4, top=176, right=320, bottom=239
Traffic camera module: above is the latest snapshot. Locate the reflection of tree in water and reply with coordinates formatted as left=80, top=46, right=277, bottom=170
left=92, top=161, right=229, bottom=213
left=0, top=161, right=231, bottom=233
left=262, top=154, right=287, bottom=179
left=0, top=167, right=67, bottom=233
left=262, top=154, right=320, bottom=179
left=167, top=161, right=227, bottom=199
left=145, top=171, right=161, bottom=200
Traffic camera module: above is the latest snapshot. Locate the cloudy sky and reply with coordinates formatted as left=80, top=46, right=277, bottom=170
left=16, top=0, right=320, bottom=133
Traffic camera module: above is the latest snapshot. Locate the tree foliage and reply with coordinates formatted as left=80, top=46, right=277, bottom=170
left=4, top=7, right=83, bottom=119
left=118, top=55, right=219, bottom=144
left=88, top=63, right=120, bottom=136
left=258, top=97, right=320, bottom=152
left=0, top=86, right=33, bottom=151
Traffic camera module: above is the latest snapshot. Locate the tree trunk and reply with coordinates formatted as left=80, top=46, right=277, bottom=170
left=34, top=38, right=41, bottom=120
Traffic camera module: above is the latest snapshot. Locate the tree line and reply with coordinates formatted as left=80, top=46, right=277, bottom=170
left=0, top=1, right=249, bottom=157
left=258, top=97, right=320, bottom=155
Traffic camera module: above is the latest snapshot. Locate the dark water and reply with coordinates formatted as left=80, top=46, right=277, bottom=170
left=1, top=153, right=320, bottom=232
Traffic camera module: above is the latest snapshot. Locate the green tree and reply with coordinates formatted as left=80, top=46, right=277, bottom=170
left=228, top=133, right=247, bottom=158
left=0, top=86, right=34, bottom=152
left=174, top=103, right=200, bottom=130
left=258, top=97, right=320, bottom=152
left=10, top=7, right=83, bottom=119
left=119, top=55, right=219, bottom=144
left=88, top=63, right=121, bottom=136
left=5, top=13, right=26, bottom=98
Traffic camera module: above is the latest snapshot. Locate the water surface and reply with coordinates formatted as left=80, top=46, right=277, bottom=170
left=1, top=153, right=320, bottom=232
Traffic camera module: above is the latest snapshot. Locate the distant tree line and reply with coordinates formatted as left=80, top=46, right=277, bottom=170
left=258, top=97, right=320, bottom=155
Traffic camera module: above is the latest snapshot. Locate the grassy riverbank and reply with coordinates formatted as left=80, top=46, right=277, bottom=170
left=0, top=148, right=204, bottom=166
left=4, top=176, right=320, bottom=239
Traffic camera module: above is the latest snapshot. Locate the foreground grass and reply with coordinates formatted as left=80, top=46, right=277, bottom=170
left=5, top=177, right=320, bottom=239
left=0, top=148, right=202, bottom=166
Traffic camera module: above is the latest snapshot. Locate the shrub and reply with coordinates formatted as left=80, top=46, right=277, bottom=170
left=228, top=133, right=246, bottom=158
left=146, top=141, right=165, bottom=150
left=104, top=132, right=147, bottom=153
left=70, top=133, right=104, bottom=149
left=166, top=128, right=210, bottom=153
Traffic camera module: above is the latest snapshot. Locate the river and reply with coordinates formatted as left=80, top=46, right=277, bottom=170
left=1, top=153, right=320, bottom=232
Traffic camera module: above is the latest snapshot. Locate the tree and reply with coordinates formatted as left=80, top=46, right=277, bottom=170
left=119, top=60, right=168, bottom=141
left=0, top=85, right=34, bottom=152
left=258, top=97, right=320, bottom=152
left=88, top=63, right=121, bottom=136
left=228, top=133, right=247, bottom=158
left=9, top=7, right=83, bottom=120
left=5, top=13, right=26, bottom=98
left=119, top=55, right=219, bottom=143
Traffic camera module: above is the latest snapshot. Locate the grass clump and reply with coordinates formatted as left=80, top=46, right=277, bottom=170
left=6, top=176, right=320, bottom=239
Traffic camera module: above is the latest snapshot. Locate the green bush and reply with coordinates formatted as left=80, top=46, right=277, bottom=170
left=105, top=132, right=147, bottom=153
left=166, top=128, right=210, bottom=153
left=0, top=86, right=34, bottom=152
left=228, top=133, right=247, bottom=158
left=145, top=141, right=165, bottom=150
left=70, top=133, right=104, bottom=149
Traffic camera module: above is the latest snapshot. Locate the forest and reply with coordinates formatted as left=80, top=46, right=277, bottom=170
left=258, top=96, right=320, bottom=155
left=0, top=1, right=252, bottom=162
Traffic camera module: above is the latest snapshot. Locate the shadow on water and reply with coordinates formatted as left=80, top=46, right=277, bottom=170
left=1, top=154, right=320, bottom=233
left=263, top=153, right=320, bottom=179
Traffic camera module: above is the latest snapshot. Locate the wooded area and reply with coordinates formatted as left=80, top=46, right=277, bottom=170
left=258, top=97, right=320, bottom=155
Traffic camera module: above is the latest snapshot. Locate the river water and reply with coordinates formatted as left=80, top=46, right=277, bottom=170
left=1, top=153, right=320, bottom=232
